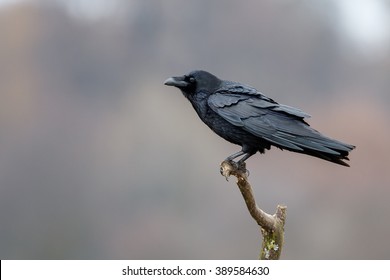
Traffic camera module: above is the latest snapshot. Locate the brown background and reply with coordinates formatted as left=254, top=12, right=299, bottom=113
left=0, top=0, right=389, bottom=259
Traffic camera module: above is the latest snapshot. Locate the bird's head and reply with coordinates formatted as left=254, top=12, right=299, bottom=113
left=164, top=70, right=221, bottom=98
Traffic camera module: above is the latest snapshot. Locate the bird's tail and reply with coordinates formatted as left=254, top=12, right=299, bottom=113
left=297, top=142, right=355, bottom=167
left=263, top=126, right=355, bottom=166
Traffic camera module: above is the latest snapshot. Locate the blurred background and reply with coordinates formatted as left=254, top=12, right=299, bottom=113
left=0, top=0, right=389, bottom=259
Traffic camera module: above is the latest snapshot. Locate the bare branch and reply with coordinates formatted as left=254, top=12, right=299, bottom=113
left=220, top=160, right=287, bottom=260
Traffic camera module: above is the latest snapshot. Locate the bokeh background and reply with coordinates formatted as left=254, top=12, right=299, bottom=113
left=1, top=0, right=389, bottom=259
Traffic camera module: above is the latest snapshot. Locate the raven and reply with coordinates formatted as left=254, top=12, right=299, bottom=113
left=164, top=70, right=355, bottom=166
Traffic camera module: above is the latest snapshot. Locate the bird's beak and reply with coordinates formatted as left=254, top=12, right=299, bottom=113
left=164, top=76, right=188, bottom=88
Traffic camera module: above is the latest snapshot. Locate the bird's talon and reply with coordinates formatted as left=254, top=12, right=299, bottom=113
left=237, top=161, right=248, bottom=174
left=220, top=159, right=250, bottom=180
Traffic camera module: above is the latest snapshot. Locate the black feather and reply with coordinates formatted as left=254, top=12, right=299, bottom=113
left=165, top=70, right=355, bottom=166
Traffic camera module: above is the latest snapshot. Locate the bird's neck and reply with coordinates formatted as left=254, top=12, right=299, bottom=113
left=185, top=91, right=209, bottom=119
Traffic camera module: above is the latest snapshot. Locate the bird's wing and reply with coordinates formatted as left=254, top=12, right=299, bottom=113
left=208, top=87, right=347, bottom=154
left=216, top=82, right=311, bottom=118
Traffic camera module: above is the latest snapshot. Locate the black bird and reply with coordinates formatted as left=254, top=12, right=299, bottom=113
left=164, top=70, right=355, bottom=166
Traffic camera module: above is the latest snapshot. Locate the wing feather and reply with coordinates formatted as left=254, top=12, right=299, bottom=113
left=207, top=87, right=350, bottom=155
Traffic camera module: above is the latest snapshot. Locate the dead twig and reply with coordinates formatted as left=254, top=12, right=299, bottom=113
left=220, top=160, right=287, bottom=260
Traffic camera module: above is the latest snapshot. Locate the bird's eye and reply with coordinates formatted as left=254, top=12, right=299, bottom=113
left=189, top=77, right=196, bottom=83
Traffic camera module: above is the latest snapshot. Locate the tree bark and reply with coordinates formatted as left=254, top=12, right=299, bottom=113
left=220, top=160, right=287, bottom=260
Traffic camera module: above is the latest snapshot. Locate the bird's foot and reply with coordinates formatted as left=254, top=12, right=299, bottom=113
left=220, top=159, right=249, bottom=181
left=237, top=160, right=249, bottom=175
